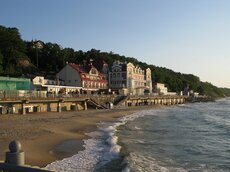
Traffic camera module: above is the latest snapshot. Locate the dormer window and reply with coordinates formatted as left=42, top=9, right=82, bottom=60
left=90, top=68, right=98, bottom=75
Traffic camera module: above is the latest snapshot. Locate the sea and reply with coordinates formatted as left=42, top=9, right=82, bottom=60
left=47, top=98, right=230, bottom=172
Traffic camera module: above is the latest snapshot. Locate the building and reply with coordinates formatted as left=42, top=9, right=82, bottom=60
left=102, top=61, right=110, bottom=80
left=32, top=40, right=44, bottom=49
left=0, top=77, right=31, bottom=90
left=32, top=76, right=80, bottom=96
left=57, top=63, right=108, bottom=94
left=109, top=61, right=152, bottom=95
left=154, top=83, right=168, bottom=95
left=32, top=76, right=64, bottom=86
left=0, top=77, right=33, bottom=100
left=145, top=68, right=153, bottom=94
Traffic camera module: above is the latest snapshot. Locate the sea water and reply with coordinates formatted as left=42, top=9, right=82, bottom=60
left=47, top=98, right=230, bottom=172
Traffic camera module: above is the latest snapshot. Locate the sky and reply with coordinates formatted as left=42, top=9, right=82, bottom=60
left=1, top=0, right=230, bottom=88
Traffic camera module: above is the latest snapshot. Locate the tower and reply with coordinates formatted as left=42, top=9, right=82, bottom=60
left=102, top=61, right=109, bottom=79
left=146, top=68, right=152, bottom=93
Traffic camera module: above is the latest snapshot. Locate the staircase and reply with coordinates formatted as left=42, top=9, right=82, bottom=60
left=113, top=95, right=129, bottom=107
left=86, top=98, right=107, bottom=109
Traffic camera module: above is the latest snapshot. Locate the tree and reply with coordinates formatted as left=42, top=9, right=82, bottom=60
left=0, top=24, right=227, bottom=97
left=60, top=48, right=76, bottom=66
left=38, top=42, right=62, bottom=71
left=0, top=51, right=4, bottom=74
left=0, top=25, right=27, bottom=75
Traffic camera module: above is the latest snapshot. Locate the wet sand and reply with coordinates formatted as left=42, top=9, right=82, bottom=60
left=0, top=106, right=159, bottom=168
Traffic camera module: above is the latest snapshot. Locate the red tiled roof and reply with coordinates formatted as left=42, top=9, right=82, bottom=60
left=68, top=63, right=107, bottom=83
left=69, top=63, right=90, bottom=73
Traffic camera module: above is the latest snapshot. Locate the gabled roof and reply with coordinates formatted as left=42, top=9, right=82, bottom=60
left=69, top=63, right=91, bottom=73
left=112, top=61, right=127, bottom=71
left=68, top=63, right=107, bottom=78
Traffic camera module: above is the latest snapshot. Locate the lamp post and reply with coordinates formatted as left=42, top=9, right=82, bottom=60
left=35, top=46, right=38, bottom=68
left=32, top=40, right=43, bottom=68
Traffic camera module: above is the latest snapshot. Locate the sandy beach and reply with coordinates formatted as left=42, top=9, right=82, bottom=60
left=0, top=106, right=159, bottom=168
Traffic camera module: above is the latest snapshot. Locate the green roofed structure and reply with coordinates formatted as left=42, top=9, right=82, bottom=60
left=0, top=77, right=31, bottom=90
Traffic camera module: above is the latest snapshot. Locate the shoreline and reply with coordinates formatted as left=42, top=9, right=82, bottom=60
left=0, top=105, right=161, bottom=167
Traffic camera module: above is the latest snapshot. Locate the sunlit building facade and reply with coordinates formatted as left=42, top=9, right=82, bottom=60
left=109, top=61, right=152, bottom=95
left=57, top=63, right=108, bottom=94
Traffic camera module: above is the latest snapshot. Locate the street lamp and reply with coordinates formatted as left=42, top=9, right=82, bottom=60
left=32, top=40, right=43, bottom=68
left=36, top=46, right=38, bottom=67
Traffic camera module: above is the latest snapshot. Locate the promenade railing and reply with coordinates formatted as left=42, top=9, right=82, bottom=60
left=0, top=90, right=116, bottom=101
left=0, top=140, right=53, bottom=172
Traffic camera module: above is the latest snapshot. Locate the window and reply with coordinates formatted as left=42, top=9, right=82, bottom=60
left=128, top=69, right=132, bottom=74
left=90, top=68, right=97, bottom=75
left=122, top=73, right=126, bottom=79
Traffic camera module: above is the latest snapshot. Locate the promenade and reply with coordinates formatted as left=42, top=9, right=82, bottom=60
left=0, top=93, right=187, bottom=115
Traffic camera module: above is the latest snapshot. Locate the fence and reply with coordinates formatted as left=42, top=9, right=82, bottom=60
left=0, top=90, right=116, bottom=100
left=0, top=90, right=47, bottom=100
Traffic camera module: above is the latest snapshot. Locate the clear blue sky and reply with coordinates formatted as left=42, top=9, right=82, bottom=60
left=1, top=0, right=230, bottom=88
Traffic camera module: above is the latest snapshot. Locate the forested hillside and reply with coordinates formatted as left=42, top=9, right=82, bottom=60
left=1, top=25, right=230, bottom=97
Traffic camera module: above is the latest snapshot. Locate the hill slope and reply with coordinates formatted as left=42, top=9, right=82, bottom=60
left=1, top=25, right=230, bottom=97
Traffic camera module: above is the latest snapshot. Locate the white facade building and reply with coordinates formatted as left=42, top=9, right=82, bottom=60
left=109, top=61, right=152, bottom=95
left=32, top=76, right=64, bottom=86
left=155, top=83, right=168, bottom=95
left=32, top=76, right=81, bottom=95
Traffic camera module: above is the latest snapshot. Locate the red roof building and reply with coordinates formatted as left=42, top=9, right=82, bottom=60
left=57, top=63, right=108, bottom=93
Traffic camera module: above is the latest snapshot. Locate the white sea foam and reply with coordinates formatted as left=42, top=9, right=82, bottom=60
left=46, top=131, right=102, bottom=172
left=46, top=110, right=153, bottom=172
left=106, top=136, right=121, bottom=154
left=134, top=126, right=141, bottom=130
left=46, top=104, right=230, bottom=171
left=136, top=140, right=145, bottom=144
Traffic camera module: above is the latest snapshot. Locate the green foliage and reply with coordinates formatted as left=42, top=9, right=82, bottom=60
left=0, top=25, right=229, bottom=97
left=219, top=88, right=230, bottom=97
left=23, top=42, right=230, bottom=97
left=198, top=82, right=225, bottom=97
left=0, top=25, right=28, bottom=75
left=0, top=51, right=4, bottom=74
